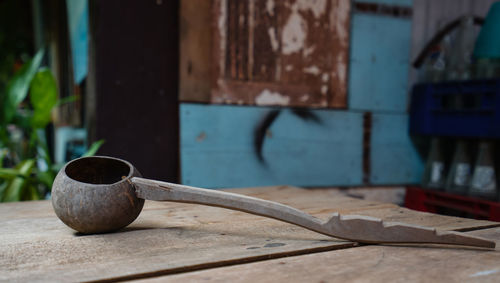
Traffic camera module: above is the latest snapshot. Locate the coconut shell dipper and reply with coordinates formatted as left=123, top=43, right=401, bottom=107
left=51, top=156, right=495, bottom=248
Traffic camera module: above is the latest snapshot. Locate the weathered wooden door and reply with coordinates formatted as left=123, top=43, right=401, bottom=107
left=212, top=0, right=351, bottom=108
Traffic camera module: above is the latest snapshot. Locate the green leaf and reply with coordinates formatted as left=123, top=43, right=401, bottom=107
left=11, top=110, right=33, bottom=131
left=3, top=49, right=45, bottom=124
left=2, top=159, right=36, bottom=202
left=0, top=182, right=6, bottom=199
left=0, top=168, right=26, bottom=180
left=36, top=170, right=55, bottom=189
left=30, top=68, right=58, bottom=128
left=0, top=149, right=6, bottom=164
left=25, top=184, right=41, bottom=201
left=36, top=141, right=52, bottom=168
left=82, top=140, right=105, bottom=157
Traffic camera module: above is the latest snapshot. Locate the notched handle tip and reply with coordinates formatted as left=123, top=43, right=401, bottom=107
left=322, top=213, right=496, bottom=249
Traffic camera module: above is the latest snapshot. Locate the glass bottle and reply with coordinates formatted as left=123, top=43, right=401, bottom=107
left=446, top=140, right=472, bottom=194
left=470, top=141, right=497, bottom=200
left=422, top=138, right=447, bottom=189
left=446, top=16, right=476, bottom=81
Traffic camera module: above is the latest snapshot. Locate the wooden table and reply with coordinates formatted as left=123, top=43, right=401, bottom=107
left=1, top=186, right=499, bottom=282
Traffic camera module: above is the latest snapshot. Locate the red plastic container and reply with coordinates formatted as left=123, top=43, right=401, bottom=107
left=405, top=186, right=500, bottom=221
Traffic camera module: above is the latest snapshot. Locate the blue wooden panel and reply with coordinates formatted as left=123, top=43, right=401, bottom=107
left=66, top=0, right=89, bottom=84
left=355, top=0, right=412, bottom=7
left=348, top=14, right=412, bottom=112
left=181, top=104, right=363, bottom=188
left=370, top=113, right=424, bottom=184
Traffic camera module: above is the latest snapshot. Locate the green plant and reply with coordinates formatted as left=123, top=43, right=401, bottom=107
left=0, top=49, right=103, bottom=202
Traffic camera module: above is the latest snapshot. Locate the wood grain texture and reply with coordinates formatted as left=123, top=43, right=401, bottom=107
left=179, top=0, right=213, bottom=102
left=180, top=104, right=363, bottom=188
left=140, top=226, right=500, bottom=283
left=212, top=0, right=351, bottom=108
left=134, top=178, right=494, bottom=247
left=1, top=186, right=498, bottom=282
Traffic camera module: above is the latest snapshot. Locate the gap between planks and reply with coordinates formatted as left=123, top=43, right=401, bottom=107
left=82, top=242, right=358, bottom=283
left=85, top=223, right=500, bottom=283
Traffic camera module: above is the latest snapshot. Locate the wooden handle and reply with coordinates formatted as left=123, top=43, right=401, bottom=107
left=132, top=177, right=326, bottom=234
left=131, top=177, right=495, bottom=248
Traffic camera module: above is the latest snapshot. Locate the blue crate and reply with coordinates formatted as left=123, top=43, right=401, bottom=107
left=409, top=79, right=500, bottom=138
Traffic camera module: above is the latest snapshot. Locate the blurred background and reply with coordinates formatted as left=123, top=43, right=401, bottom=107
left=1, top=0, right=500, bottom=221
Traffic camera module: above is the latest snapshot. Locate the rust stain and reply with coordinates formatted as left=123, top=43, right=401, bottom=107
left=196, top=132, right=206, bottom=142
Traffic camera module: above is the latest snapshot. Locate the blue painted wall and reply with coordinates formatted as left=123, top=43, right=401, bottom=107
left=348, top=14, right=412, bottom=112
left=370, top=113, right=424, bottom=184
left=181, top=105, right=363, bottom=188
left=180, top=0, right=424, bottom=188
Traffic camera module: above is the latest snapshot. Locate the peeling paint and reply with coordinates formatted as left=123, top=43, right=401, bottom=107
left=321, top=85, right=328, bottom=94
left=255, top=89, right=290, bottom=106
left=282, top=10, right=307, bottom=55
left=266, top=0, right=275, bottom=16
left=331, top=0, right=349, bottom=44
left=213, top=0, right=350, bottom=108
left=268, top=27, right=279, bottom=51
left=303, top=45, right=315, bottom=57
left=303, top=65, right=321, bottom=75
left=322, top=73, right=329, bottom=82
left=297, top=0, right=327, bottom=18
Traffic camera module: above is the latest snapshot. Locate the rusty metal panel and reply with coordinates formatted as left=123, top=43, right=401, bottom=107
left=212, top=0, right=351, bottom=108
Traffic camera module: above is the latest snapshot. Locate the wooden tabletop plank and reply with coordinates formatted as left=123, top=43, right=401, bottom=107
left=139, top=227, right=500, bottom=283
left=0, top=186, right=498, bottom=282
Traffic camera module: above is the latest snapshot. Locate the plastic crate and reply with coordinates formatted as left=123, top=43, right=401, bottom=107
left=409, top=79, right=500, bottom=138
left=405, top=186, right=500, bottom=221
